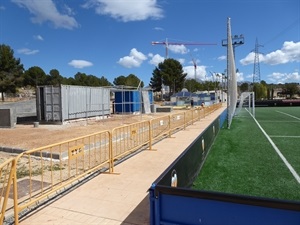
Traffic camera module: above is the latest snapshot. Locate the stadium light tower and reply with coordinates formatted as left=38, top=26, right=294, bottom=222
left=222, top=34, right=245, bottom=59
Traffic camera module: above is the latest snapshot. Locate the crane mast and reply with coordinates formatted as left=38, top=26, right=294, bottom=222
left=192, top=58, right=197, bottom=80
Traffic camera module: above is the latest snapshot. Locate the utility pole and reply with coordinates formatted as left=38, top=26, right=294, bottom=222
left=252, top=38, right=263, bottom=85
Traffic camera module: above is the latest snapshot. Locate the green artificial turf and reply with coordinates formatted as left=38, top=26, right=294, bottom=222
left=193, top=108, right=300, bottom=201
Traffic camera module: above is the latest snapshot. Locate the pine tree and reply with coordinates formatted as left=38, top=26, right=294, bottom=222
left=0, top=44, right=24, bottom=101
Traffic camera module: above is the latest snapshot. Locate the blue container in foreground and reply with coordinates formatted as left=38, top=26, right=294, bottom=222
left=149, top=186, right=300, bottom=225
left=149, top=109, right=300, bottom=225
left=115, top=90, right=141, bottom=113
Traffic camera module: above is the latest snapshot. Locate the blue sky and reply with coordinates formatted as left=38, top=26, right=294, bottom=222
left=1, top=0, right=299, bottom=86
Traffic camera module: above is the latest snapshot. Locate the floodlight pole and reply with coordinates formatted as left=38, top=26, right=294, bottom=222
left=222, top=30, right=245, bottom=128
left=222, top=34, right=245, bottom=59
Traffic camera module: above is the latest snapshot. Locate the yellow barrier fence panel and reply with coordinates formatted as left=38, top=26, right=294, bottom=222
left=111, top=121, right=150, bottom=162
left=169, top=111, right=186, bottom=134
left=150, top=115, right=170, bottom=142
left=0, top=158, right=15, bottom=225
left=13, top=130, right=111, bottom=216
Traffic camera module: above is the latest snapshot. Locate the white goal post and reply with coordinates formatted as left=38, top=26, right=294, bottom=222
left=235, top=91, right=255, bottom=117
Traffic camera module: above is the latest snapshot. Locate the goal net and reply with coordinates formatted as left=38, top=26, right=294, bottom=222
left=226, top=18, right=238, bottom=129
left=235, top=92, right=255, bottom=117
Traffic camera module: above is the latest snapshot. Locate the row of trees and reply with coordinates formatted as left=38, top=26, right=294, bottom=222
left=0, top=44, right=145, bottom=101
left=1, top=44, right=299, bottom=102
left=239, top=81, right=300, bottom=100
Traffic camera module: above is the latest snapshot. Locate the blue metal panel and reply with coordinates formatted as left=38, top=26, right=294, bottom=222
left=151, top=190, right=300, bottom=225
left=115, top=91, right=141, bottom=113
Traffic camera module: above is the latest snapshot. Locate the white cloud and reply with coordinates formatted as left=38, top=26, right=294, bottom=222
left=240, top=41, right=300, bottom=66
left=68, top=60, right=93, bottom=69
left=267, top=71, right=300, bottom=84
left=34, top=35, right=44, bottom=41
left=183, top=65, right=207, bottom=81
left=17, top=48, right=39, bottom=55
left=240, top=52, right=256, bottom=65
left=178, top=58, right=185, bottom=65
left=154, top=27, right=164, bottom=31
left=12, top=0, right=79, bottom=29
left=82, top=0, right=163, bottom=22
left=218, top=55, right=226, bottom=61
left=118, top=48, right=147, bottom=68
left=168, top=44, right=188, bottom=55
left=148, top=53, right=164, bottom=66
left=262, top=41, right=300, bottom=65
left=236, top=72, right=244, bottom=82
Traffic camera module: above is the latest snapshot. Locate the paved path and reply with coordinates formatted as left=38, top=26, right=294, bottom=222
left=19, top=106, right=226, bottom=225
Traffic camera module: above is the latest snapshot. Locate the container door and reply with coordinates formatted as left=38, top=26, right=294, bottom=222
left=44, top=86, right=61, bottom=121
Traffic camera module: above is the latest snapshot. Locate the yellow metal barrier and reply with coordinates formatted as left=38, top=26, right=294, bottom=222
left=150, top=114, right=172, bottom=141
left=12, top=130, right=111, bottom=225
left=169, top=111, right=186, bottom=132
left=0, top=158, right=15, bottom=225
left=0, top=103, right=222, bottom=225
left=111, top=121, right=150, bottom=167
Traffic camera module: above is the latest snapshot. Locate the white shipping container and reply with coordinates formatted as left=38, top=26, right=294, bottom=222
left=36, top=85, right=111, bottom=123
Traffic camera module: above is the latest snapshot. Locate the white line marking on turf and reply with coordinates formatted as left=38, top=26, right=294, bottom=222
left=261, top=121, right=300, bottom=123
left=248, top=111, right=300, bottom=184
left=276, top=111, right=300, bottom=120
left=269, top=135, right=300, bottom=138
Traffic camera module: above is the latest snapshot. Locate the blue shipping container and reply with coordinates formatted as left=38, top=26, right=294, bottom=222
left=115, top=91, right=141, bottom=113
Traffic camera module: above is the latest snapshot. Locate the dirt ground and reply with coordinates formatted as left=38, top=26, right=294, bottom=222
left=0, top=111, right=180, bottom=163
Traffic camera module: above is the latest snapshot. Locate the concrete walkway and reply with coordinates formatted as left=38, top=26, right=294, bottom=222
left=19, top=106, right=226, bottom=225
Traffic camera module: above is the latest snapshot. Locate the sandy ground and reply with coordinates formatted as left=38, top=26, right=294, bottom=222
left=0, top=111, right=181, bottom=163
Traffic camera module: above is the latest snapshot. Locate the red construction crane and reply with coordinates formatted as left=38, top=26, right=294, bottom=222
left=151, top=38, right=217, bottom=58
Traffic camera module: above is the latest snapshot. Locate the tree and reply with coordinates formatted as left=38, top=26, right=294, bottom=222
left=149, top=68, right=163, bottom=92
left=98, top=76, right=112, bottom=86
left=113, top=74, right=143, bottom=87
left=46, top=69, right=63, bottom=86
left=151, top=58, right=187, bottom=95
left=253, top=82, right=267, bottom=100
left=86, top=74, right=101, bottom=86
left=74, top=72, right=88, bottom=86
left=239, top=83, right=249, bottom=92
left=285, top=83, right=299, bottom=98
left=266, top=83, right=275, bottom=100
left=63, top=77, right=76, bottom=85
left=184, top=79, right=202, bottom=93
left=125, top=74, right=143, bottom=87
left=203, top=80, right=216, bottom=92
left=23, top=66, right=47, bottom=87
left=72, top=73, right=113, bottom=87
left=113, top=75, right=127, bottom=86
left=0, top=44, right=24, bottom=101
